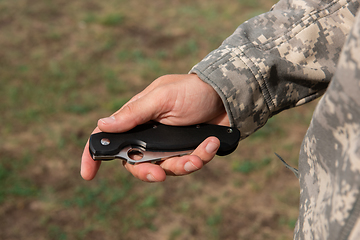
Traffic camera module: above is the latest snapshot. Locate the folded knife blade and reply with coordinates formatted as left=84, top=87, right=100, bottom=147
left=89, top=123, right=240, bottom=164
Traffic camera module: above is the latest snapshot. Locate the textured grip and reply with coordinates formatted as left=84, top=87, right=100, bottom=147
left=89, top=123, right=240, bottom=158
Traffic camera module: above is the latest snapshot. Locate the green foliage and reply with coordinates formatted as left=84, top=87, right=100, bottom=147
left=0, top=155, right=39, bottom=203
left=64, top=178, right=132, bottom=212
left=99, top=13, right=125, bottom=26
left=250, top=117, right=284, bottom=141
left=205, top=209, right=222, bottom=240
left=48, top=225, right=68, bottom=240
left=207, top=211, right=222, bottom=226
left=64, top=104, right=94, bottom=114
left=278, top=216, right=298, bottom=229
left=238, top=0, right=261, bottom=8
left=82, top=13, right=97, bottom=23
left=233, top=160, right=257, bottom=174
left=169, top=228, right=183, bottom=240
left=107, top=98, right=130, bottom=112
left=139, top=196, right=158, bottom=209
left=232, top=157, right=271, bottom=174
left=175, top=39, right=199, bottom=57
left=104, top=70, right=128, bottom=94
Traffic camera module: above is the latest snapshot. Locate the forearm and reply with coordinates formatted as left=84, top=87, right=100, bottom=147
left=191, top=0, right=359, bottom=139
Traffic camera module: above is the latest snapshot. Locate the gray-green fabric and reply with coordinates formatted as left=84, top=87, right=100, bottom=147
left=296, top=13, right=360, bottom=239
left=190, top=0, right=360, bottom=239
left=191, top=0, right=358, bottom=139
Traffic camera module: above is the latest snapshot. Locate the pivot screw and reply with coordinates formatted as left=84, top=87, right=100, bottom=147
left=101, top=138, right=111, bottom=146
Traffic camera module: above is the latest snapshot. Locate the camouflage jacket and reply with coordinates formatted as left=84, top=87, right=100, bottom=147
left=191, top=0, right=360, bottom=239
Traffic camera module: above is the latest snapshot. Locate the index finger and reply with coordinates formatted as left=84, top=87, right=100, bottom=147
left=80, top=127, right=102, bottom=180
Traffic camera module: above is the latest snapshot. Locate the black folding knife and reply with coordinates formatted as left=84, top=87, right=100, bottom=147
left=89, top=123, right=240, bottom=164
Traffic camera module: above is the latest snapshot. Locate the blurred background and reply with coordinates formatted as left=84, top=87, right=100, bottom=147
left=0, top=0, right=318, bottom=239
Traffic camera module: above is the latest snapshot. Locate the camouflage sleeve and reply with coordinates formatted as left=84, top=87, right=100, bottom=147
left=295, top=10, right=360, bottom=240
left=190, top=0, right=359, bottom=139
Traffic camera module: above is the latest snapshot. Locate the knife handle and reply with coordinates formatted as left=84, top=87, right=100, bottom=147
left=89, top=123, right=240, bottom=159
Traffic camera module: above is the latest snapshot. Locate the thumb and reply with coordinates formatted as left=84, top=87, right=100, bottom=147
left=97, top=92, right=165, bottom=133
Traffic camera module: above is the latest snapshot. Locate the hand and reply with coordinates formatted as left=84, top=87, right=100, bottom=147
left=81, top=74, right=229, bottom=182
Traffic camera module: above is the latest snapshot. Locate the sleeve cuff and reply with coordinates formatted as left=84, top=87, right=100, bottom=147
left=189, top=45, right=271, bottom=140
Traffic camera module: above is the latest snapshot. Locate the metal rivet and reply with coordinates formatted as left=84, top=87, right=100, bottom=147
left=153, top=125, right=157, bottom=129
left=196, top=125, right=201, bottom=129
left=101, top=138, right=111, bottom=146
left=227, top=128, right=233, bottom=134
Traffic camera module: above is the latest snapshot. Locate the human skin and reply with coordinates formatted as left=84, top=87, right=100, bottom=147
left=80, top=74, right=229, bottom=182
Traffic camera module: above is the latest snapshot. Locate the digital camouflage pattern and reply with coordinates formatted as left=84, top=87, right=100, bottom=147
left=296, top=13, right=360, bottom=239
left=191, top=0, right=359, bottom=140
left=190, top=0, right=360, bottom=239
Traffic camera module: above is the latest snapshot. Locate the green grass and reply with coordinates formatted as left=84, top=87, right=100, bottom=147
left=99, top=13, right=125, bottom=27
left=250, top=117, right=284, bottom=141
left=232, top=157, right=271, bottom=174
left=48, top=225, right=68, bottom=240
left=0, top=154, right=39, bottom=203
